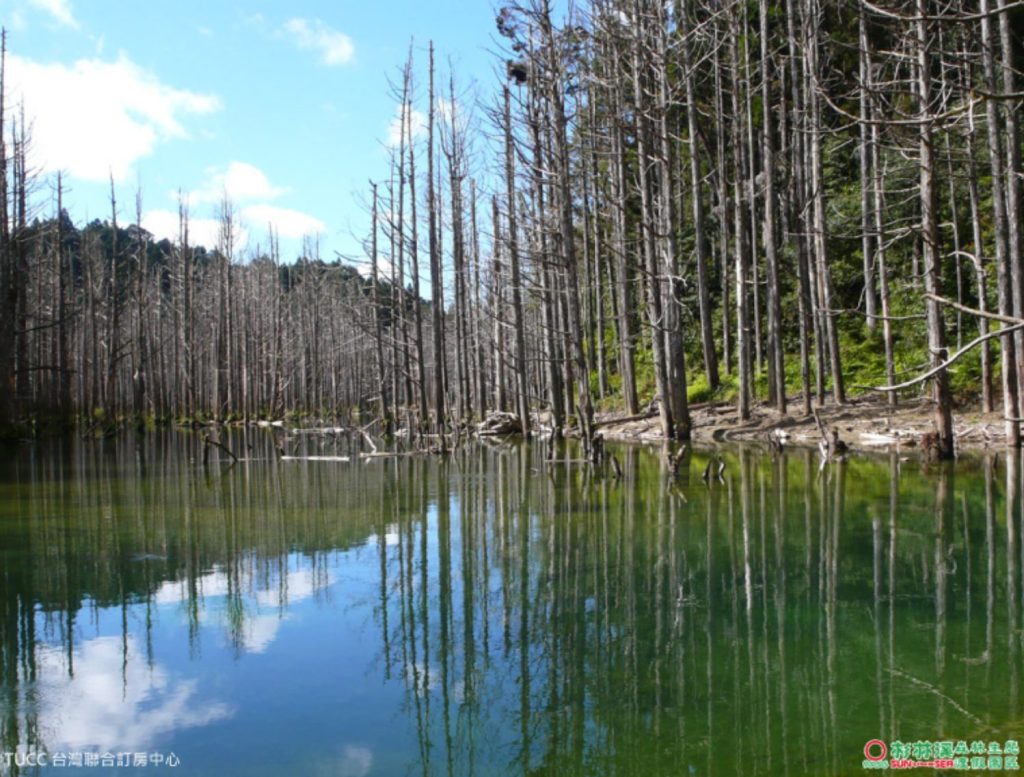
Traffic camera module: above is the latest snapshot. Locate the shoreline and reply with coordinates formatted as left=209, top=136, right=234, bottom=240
left=594, top=395, right=1008, bottom=455
left=5, top=395, right=1008, bottom=460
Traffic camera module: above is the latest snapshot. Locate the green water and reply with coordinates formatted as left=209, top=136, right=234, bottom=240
left=1, top=431, right=1022, bottom=776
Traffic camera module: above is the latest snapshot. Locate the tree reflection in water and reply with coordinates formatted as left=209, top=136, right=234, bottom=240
left=1, top=432, right=1023, bottom=776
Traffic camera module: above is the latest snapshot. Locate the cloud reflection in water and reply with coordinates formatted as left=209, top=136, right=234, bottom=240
left=34, top=635, right=233, bottom=752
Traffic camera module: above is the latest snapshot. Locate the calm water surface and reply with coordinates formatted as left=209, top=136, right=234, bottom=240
left=1, top=431, right=1023, bottom=776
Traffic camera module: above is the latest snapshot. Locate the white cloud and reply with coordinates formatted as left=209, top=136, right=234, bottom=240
left=29, top=0, right=77, bottom=28
left=354, top=256, right=395, bottom=281
left=191, top=161, right=286, bottom=205
left=145, top=163, right=321, bottom=248
left=142, top=209, right=238, bottom=251
left=282, top=18, right=354, bottom=66
left=384, top=96, right=455, bottom=148
left=242, top=204, right=326, bottom=239
left=386, top=104, right=426, bottom=147
left=437, top=96, right=457, bottom=125
left=7, top=53, right=219, bottom=183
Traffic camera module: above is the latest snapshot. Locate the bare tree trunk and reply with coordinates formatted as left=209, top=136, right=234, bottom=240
left=445, top=74, right=470, bottom=425
left=610, top=71, right=639, bottom=413
left=178, top=195, right=197, bottom=419
left=965, top=104, right=993, bottom=413
left=107, top=177, right=121, bottom=418
left=858, top=2, right=878, bottom=332
left=742, top=5, right=763, bottom=382
left=13, top=120, right=28, bottom=409
left=427, top=43, right=447, bottom=438
left=532, top=115, right=565, bottom=434
left=504, top=86, right=531, bottom=435
left=530, top=98, right=565, bottom=433
left=861, top=8, right=897, bottom=409
left=408, top=85, right=428, bottom=427
left=998, top=0, right=1024, bottom=421
left=981, top=0, right=1019, bottom=444
left=0, top=29, right=12, bottom=426
left=654, top=3, right=690, bottom=439
left=491, top=195, right=509, bottom=412
left=681, top=7, right=719, bottom=392
left=915, top=0, right=953, bottom=457
left=536, top=0, right=593, bottom=453
left=56, top=173, right=71, bottom=414
left=585, top=93, right=609, bottom=399
left=395, top=67, right=415, bottom=418
left=631, top=0, right=673, bottom=437
left=729, top=5, right=751, bottom=421
left=371, top=182, right=393, bottom=435
left=133, top=188, right=148, bottom=423
left=714, top=26, right=732, bottom=378
left=870, top=100, right=897, bottom=409
left=759, top=0, right=786, bottom=413
left=786, top=0, right=812, bottom=414
left=470, top=179, right=487, bottom=419
left=805, top=0, right=844, bottom=405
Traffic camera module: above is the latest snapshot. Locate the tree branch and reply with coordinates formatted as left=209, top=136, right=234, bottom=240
left=862, top=322, right=1024, bottom=393
left=926, top=293, right=1024, bottom=325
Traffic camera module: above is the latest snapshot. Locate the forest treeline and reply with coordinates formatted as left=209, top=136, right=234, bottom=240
left=0, top=0, right=1022, bottom=458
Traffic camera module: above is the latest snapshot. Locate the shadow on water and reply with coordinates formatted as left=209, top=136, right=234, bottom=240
left=1, top=431, right=1023, bottom=775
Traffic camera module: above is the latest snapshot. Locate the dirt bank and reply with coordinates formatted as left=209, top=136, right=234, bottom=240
left=594, top=395, right=1008, bottom=454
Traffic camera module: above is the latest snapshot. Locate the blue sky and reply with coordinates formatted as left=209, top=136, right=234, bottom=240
left=0, top=0, right=501, bottom=263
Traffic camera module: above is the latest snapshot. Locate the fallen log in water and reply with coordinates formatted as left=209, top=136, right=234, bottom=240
left=202, top=431, right=237, bottom=465
left=859, top=432, right=902, bottom=446
left=281, top=455, right=351, bottom=462
left=477, top=412, right=523, bottom=436
left=280, top=451, right=418, bottom=463
left=592, top=410, right=658, bottom=429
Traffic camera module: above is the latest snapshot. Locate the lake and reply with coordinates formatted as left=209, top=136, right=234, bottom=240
left=0, top=430, right=1022, bottom=775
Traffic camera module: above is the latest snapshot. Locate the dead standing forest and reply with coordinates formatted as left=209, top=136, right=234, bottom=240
left=0, top=0, right=1022, bottom=461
